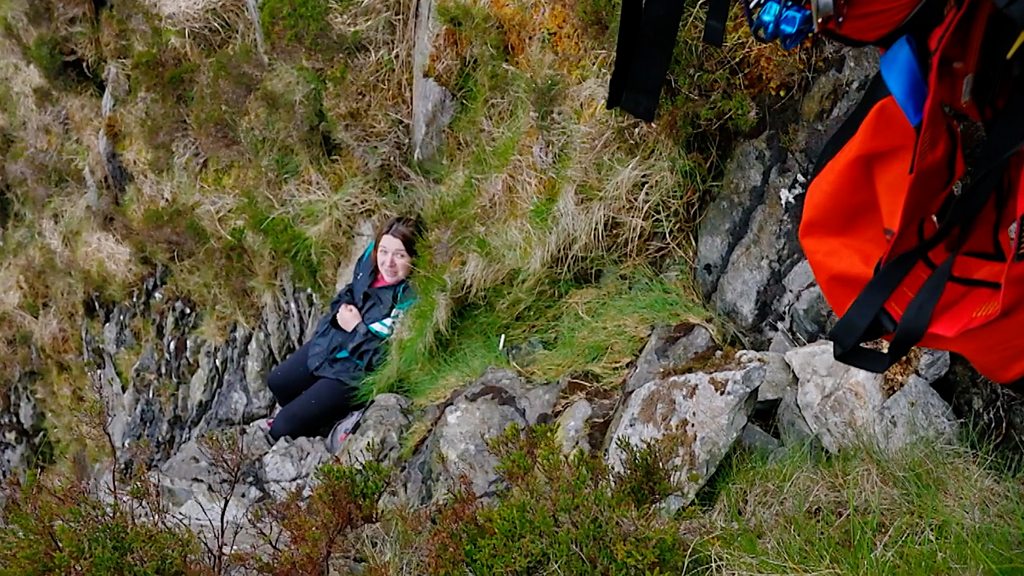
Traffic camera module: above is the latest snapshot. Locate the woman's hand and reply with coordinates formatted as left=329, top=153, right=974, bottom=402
left=335, top=303, right=363, bottom=332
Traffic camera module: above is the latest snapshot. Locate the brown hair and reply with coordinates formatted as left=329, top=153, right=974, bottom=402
left=371, top=215, right=424, bottom=277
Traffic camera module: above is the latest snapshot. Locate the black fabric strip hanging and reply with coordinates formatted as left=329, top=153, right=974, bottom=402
left=606, top=0, right=689, bottom=122
left=703, top=0, right=731, bottom=46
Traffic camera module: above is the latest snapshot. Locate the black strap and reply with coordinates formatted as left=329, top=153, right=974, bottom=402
left=812, top=74, right=890, bottom=177
left=703, top=0, right=731, bottom=46
left=828, top=88, right=1024, bottom=373
left=606, top=0, right=689, bottom=122
left=832, top=252, right=953, bottom=371
left=607, top=0, right=644, bottom=114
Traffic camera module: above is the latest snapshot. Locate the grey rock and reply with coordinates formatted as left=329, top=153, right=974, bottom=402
left=82, top=265, right=324, bottom=468
left=915, top=349, right=951, bottom=384
left=876, top=377, right=958, bottom=453
left=774, top=259, right=833, bottom=348
left=785, top=341, right=957, bottom=454
left=336, top=394, right=412, bottom=469
left=786, top=341, right=886, bottom=452
left=262, top=436, right=332, bottom=499
left=523, top=381, right=562, bottom=424
left=739, top=423, right=781, bottom=453
left=800, top=49, right=881, bottom=126
left=626, top=323, right=717, bottom=395
left=606, top=359, right=764, bottom=511
left=411, top=0, right=455, bottom=162
left=97, top=356, right=129, bottom=451
left=776, top=388, right=817, bottom=448
left=98, top=63, right=130, bottom=195
left=555, top=400, right=593, bottom=454
left=244, top=327, right=276, bottom=421
left=172, top=483, right=263, bottom=546
left=158, top=426, right=272, bottom=508
left=0, top=370, right=45, bottom=482
left=604, top=323, right=718, bottom=455
left=714, top=155, right=803, bottom=344
left=735, top=350, right=796, bottom=403
left=698, top=49, right=879, bottom=349
left=696, top=136, right=774, bottom=299
left=393, top=369, right=553, bottom=506
left=188, top=342, right=217, bottom=417
left=262, top=436, right=331, bottom=484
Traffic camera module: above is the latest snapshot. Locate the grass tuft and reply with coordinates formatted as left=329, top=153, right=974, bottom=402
left=694, top=441, right=1024, bottom=574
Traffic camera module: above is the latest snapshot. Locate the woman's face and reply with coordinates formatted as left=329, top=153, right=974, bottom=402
left=377, top=233, right=413, bottom=284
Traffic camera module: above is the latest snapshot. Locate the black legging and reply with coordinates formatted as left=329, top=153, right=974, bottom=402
left=266, top=341, right=361, bottom=441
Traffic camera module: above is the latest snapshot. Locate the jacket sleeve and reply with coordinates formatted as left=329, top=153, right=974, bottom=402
left=326, top=243, right=375, bottom=326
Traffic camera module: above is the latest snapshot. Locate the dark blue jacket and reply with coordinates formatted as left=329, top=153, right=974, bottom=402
left=306, top=244, right=414, bottom=384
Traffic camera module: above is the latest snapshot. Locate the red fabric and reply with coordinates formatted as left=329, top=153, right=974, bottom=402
left=801, top=0, right=1024, bottom=383
left=371, top=275, right=393, bottom=288
left=818, top=0, right=929, bottom=44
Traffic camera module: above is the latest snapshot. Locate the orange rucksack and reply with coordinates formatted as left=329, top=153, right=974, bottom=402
left=801, top=0, right=1024, bottom=382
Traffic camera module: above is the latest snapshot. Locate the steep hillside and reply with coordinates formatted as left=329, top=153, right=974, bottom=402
left=0, top=0, right=812, bottom=457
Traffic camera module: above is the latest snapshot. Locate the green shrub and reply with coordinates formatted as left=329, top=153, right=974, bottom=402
left=0, top=473, right=206, bottom=576
left=245, top=461, right=389, bottom=575
left=419, top=424, right=708, bottom=575
left=27, top=34, right=63, bottom=80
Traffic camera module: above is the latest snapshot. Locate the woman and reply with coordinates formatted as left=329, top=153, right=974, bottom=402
left=266, top=216, right=422, bottom=441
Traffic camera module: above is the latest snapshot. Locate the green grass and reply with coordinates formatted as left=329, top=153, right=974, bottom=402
left=260, top=0, right=359, bottom=56
left=699, top=442, right=1024, bottom=574
left=242, top=196, right=322, bottom=289
left=367, top=266, right=708, bottom=401
left=26, top=33, right=61, bottom=80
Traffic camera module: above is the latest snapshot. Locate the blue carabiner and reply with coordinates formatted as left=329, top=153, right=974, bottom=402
left=750, top=0, right=814, bottom=50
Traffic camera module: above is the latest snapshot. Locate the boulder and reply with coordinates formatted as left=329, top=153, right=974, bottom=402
left=876, top=376, right=958, bottom=453
left=605, top=358, right=764, bottom=511
left=713, top=152, right=804, bottom=343
left=158, top=426, right=271, bottom=506
left=696, top=49, right=880, bottom=349
left=735, top=350, right=796, bottom=403
left=785, top=341, right=956, bottom=453
left=336, top=394, right=412, bottom=469
left=739, top=423, right=781, bottom=454
left=776, top=388, right=817, bottom=449
left=625, top=323, right=717, bottom=395
left=392, top=369, right=560, bottom=507
left=786, top=342, right=886, bottom=452
left=696, top=136, right=776, bottom=300
left=262, top=436, right=333, bottom=499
